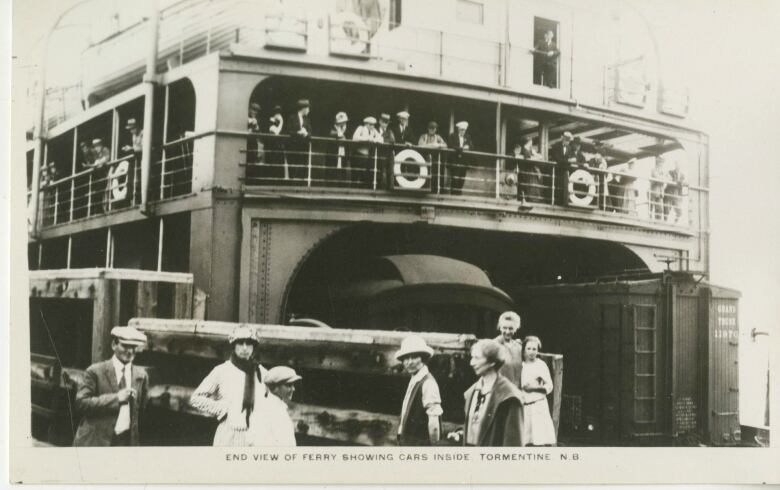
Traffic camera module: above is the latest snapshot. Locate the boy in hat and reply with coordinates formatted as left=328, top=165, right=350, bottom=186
left=190, top=326, right=269, bottom=446
left=248, top=366, right=301, bottom=446
left=395, top=335, right=443, bottom=446
left=446, top=120, right=473, bottom=195
left=73, top=326, right=149, bottom=446
left=286, top=99, right=312, bottom=181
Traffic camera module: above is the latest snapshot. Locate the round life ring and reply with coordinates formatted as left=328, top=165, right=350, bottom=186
left=108, top=159, right=130, bottom=202
left=568, top=168, right=596, bottom=207
left=393, top=149, right=429, bottom=190
left=330, top=12, right=370, bottom=55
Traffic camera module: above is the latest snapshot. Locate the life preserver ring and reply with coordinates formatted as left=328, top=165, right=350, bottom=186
left=330, top=12, right=370, bottom=55
left=568, top=168, right=596, bottom=207
left=393, top=149, right=429, bottom=190
left=108, top=159, right=130, bottom=202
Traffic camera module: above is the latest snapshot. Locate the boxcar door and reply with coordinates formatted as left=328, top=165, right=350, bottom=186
left=599, top=304, right=623, bottom=442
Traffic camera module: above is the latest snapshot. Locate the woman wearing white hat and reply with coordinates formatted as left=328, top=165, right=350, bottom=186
left=395, top=335, right=443, bottom=446
left=190, top=326, right=268, bottom=446
left=248, top=366, right=301, bottom=446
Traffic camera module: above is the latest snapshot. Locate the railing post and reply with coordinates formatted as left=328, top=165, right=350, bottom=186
left=372, top=147, right=378, bottom=190
left=87, top=174, right=92, bottom=217
left=436, top=153, right=441, bottom=194
left=438, top=30, right=444, bottom=77
left=53, top=186, right=59, bottom=225
left=306, top=141, right=312, bottom=187
left=160, top=150, right=166, bottom=200
left=495, top=157, right=501, bottom=199
left=69, top=179, right=75, bottom=222
left=551, top=166, right=556, bottom=205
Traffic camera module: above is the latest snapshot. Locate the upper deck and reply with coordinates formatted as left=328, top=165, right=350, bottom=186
left=26, top=0, right=710, bottom=292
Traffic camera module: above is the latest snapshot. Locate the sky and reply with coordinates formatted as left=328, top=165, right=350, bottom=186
left=7, top=0, right=780, bottom=426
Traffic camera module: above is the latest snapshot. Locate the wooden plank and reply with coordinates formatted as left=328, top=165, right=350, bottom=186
left=28, top=267, right=193, bottom=283
left=29, top=277, right=102, bottom=300
left=174, top=282, right=194, bottom=319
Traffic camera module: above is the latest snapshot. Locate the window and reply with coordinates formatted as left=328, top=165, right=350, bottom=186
left=532, top=17, right=560, bottom=89
left=457, top=0, right=484, bottom=25
left=389, top=0, right=402, bottom=29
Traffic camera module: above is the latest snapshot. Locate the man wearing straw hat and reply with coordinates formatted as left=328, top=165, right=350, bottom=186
left=73, top=326, right=149, bottom=446
left=395, top=335, right=443, bottom=446
left=446, top=120, right=473, bottom=195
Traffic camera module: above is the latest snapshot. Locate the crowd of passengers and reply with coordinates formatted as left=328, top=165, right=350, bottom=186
left=246, top=99, right=687, bottom=221
left=72, top=312, right=556, bottom=447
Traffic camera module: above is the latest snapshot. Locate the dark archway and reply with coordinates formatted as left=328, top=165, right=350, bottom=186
left=284, top=223, right=650, bottom=334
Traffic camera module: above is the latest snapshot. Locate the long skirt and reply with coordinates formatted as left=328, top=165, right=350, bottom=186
left=521, top=398, right=556, bottom=446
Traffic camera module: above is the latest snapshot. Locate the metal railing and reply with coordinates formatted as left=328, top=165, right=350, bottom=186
left=36, top=134, right=198, bottom=228
left=239, top=133, right=692, bottom=227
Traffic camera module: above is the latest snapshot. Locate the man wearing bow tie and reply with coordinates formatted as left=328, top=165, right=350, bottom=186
left=73, top=326, right=149, bottom=446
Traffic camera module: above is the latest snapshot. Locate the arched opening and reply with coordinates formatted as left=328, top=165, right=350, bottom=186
left=284, top=223, right=649, bottom=334
left=154, top=78, right=197, bottom=199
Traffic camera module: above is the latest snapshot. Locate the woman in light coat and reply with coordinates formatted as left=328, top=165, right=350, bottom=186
left=190, top=326, right=268, bottom=446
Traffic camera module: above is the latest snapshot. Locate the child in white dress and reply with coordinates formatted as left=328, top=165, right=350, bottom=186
left=520, top=336, right=556, bottom=446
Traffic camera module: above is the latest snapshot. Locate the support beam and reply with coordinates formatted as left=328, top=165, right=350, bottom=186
left=140, top=0, right=160, bottom=213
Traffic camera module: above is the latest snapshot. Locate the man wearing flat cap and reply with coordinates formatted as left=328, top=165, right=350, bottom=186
left=494, top=311, right=524, bottom=387
left=377, top=113, right=396, bottom=188
left=248, top=366, right=301, bottom=446
left=395, top=336, right=443, bottom=446
left=446, top=121, right=473, bottom=195
left=286, top=98, right=312, bottom=181
left=73, top=326, right=149, bottom=446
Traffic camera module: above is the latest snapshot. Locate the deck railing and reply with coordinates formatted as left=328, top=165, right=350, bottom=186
left=36, top=133, right=198, bottom=229
left=240, top=133, right=692, bottom=228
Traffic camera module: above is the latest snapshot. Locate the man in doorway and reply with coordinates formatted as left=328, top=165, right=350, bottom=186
left=532, top=29, right=560, bottom=88
left=395, top=335, right=443, bottom=446
left=494, top=311, right=524, bottom=387
left=73, top=326, right=149, bottom=446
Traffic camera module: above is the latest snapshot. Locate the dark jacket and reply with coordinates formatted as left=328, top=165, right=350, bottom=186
left=391, top=123, right=415, bottom=145
left=287, top=112, right=312, bottom=140
left=533, top=40, right=560, bottom=67
left=398, top=372, right=441, bottom=446
left=463, top=374, right=524, bottom=446
left=446, top=131, right=473, bottom=155
left=73, top=360, right=149, bottom=446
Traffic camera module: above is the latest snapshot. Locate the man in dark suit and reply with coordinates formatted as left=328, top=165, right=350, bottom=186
left=286, top=99, right=312, bottom=182
left=549, top=131, right=585, bottom=205
left=391, top=110, right=415, bottom=146
left=73, top=326, right=149, bottom=446
left=446, top=121, right=473, bottom=195
left=532, top=29, right=560, bottom=88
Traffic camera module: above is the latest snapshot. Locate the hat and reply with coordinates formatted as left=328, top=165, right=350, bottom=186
left=265, top=366, right=302, bottom=386
left=572, top=136, right=582, bottom=144
left=380, top=113, right=391, bottom=122
left=125, top=118, right=137, bottom=129
left=562, top=131, right=573, bottom=141
left=396, top=110, right=410, bottom=119
left=297, top=99, right=310, bottom=109
left=427, top=121, right=438, bottom=129
left=228, top=325, right=258, bottom=344
left=335, top=112, right=348, bottom=124
left=363, top=116, right=377, bottom=125
left=395, top=335, right=434, bottom=361
left=455, top=121, right=469, bottom=130
left=249, top=102, right=261, bottom=112
left=92, top=138, right=103, bottom=145
left=497, top=311, right=521, bottom=332
left=110, top=326, right=147, bottom=346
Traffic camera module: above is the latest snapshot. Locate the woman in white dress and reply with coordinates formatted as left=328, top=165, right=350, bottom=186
left=190, top=326, right=268, bottom=446
left=520, top=335, right=556, bottom=446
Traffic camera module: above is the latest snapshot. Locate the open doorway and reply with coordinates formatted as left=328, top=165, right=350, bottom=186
left=532, top=17, right=560, bottom=89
